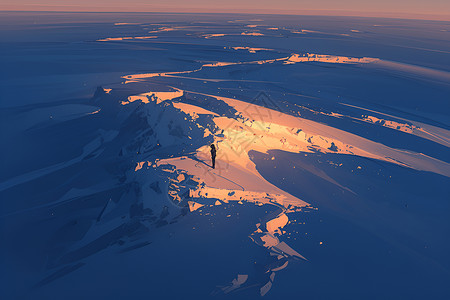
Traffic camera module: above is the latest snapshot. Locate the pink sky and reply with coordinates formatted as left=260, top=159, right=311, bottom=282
left=2, top=0, right=450, bottom=21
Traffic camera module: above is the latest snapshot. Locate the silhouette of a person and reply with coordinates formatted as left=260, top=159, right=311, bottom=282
left=210, top=144, right=217, bottom=169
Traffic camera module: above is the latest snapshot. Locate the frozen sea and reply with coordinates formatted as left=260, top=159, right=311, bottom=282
left=1, top=12, right=450, bottom=299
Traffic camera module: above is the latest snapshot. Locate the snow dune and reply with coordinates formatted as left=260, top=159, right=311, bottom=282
left=370, top=59, right=450, bottom=83
left=293, top=102, right=450, bottom=148
left=340, top=103, right=450, bottom=147
left=1, top=104, right=101, bottom=134
left=120, top=80, right=449, bottom=294
left=113, top=88, right=312, bottom=294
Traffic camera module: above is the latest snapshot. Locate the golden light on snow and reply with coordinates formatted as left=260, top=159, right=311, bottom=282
left=118, top=48, right=450, bottom=296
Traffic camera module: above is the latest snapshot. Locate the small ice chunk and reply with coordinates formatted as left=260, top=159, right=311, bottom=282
left=188, top=201, right=204, bottom=212
left=271, top=260, right=289, bottom=272
left=272, top=242, right=307, bottom=260
left=260, top=233, right=279, bottom=248
left=266, top=213, right=288, bottom=235
left=222, top=274, right=248, bottom=294
left=260, top=280, right=273, bottom=296
left=177, top=173, right=185, bottom=182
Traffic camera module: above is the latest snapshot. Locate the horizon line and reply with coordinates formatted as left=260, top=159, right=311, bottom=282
left=1, top=9, right=450, bottom=22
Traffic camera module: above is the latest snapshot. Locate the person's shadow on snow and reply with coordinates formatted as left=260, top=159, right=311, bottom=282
left=191, top=155, right=214, bottom=170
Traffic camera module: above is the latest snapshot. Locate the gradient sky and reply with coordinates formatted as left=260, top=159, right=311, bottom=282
left=2, top=0, right=450, bottom=21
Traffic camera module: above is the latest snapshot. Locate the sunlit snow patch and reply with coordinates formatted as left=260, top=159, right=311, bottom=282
left=285, top=53, right=379, bottom=64
left=241, top=32, right=264, bottom=36
left=97, top=36, right=157, bottom=41
left=231, top=46, right=273, bottom=53
left=121, top=88, right=184, bottom=105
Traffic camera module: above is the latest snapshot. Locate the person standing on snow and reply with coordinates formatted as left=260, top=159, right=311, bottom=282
left=210, top=144, right=217, bottom=169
